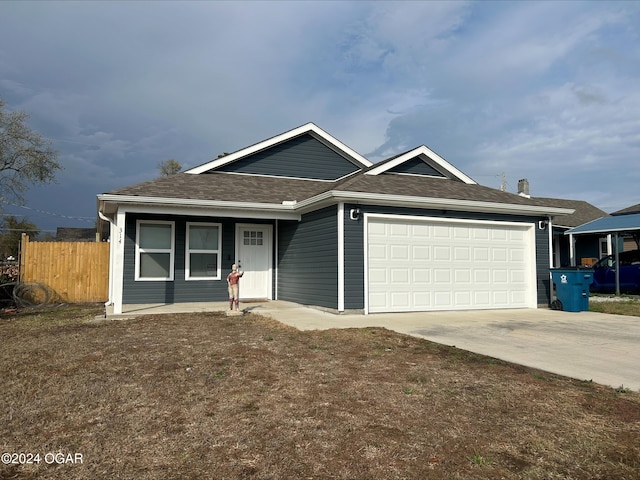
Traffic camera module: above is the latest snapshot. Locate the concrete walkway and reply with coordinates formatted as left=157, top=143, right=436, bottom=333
left=108, top=301, right=640, bottom=392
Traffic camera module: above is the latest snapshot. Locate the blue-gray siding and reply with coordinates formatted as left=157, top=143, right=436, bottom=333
left=214, top=134, right=361, bottom=180
left=121, top=206, right=552, bottom=309
left=343, top=204, right=552, bottom=309
left=277, top=206, right=338, bottom=309
left=122, top=213, right=273, bottom=304
left=343, top=206, right=365, bottom=310
left=388, top=157, right=446, bottom=177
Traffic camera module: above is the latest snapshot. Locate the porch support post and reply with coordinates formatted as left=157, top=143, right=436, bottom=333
left=337, top=202, right=344, bottom=312
left=112, top=209, right=126, bottom=315
left=274, top=219, right=278, bottom=300
left=614, top=232, right=621, bottom=296
left=547, top=217, right=554, bottom=268
left=569, top=233, right=576, bottom=267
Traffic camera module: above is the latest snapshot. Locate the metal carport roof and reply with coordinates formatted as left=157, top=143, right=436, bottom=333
left=565, top=212, right=640, bottom=295
left=565, top=213, right=640, bottom=235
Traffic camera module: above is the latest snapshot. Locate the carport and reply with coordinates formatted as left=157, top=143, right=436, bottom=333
left=566, top=212, right=640, bottom=295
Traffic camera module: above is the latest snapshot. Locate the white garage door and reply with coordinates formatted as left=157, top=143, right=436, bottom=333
left=366, top=216, right=536, bottom=313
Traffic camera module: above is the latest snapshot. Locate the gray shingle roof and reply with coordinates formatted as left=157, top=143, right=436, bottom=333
left=533, top=197, right=608, bottom=227
left=334, top=173, right=563, bottom=209
left=104, top=170, right=572, bottom=213
left=611, top=203, right=640, bottom=216
left=106, top=172, right=331, bottom=204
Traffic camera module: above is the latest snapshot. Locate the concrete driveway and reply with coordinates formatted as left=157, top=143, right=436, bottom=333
left=251, top=302, right=640, bottom=392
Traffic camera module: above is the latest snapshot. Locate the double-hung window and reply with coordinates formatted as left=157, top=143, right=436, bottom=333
left=135, top=221, right=175, bottom=281
left=186, top=222, right=222, bottom=280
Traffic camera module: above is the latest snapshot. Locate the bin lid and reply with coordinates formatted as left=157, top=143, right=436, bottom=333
left=550, top=267, right=594, bottom=272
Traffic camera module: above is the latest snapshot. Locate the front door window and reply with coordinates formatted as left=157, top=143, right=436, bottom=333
left=243, top=230, right=264, bottom=246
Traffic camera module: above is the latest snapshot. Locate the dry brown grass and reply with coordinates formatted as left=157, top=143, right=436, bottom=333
left=1, top=304, right=639, bottom=479
left=589, top=296, right=640, bottom=317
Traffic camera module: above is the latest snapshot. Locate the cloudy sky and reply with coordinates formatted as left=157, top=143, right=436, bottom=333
left=1, top=0, right=639, bottom=234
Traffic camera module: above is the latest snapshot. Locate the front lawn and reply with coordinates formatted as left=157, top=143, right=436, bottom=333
left=1, top=305, right=639, bottom=479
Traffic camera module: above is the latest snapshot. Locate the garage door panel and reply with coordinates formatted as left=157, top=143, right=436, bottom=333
left=492, top=229, right=508, bottom=241
left=390, top=245, right=409, bottom=260
left=474, top=291, right=491, bottom=306
left=434, top=269, right=452, bottom=283
left=454, top=269, right=472, bottom=283
left=454, top=246, right=471, bottom=261
left=413, top=269, right=430, bottom=283
left=473, top=229, right=490, bottom=240
left=434, top=247, right=451, bottom=261
left=390, top=268, right=410, bottom=283
left=369, top=244, right=387, bottom=261
left=433, top=291, right=452, bottom=307
left=368, top=217, right=534, bottom=313
left=412, top=224, right=430, bottom=237
left=390, top=292, right=410, bottom=308
left=474, top=269, right=490, bottom=283
left=433, top=225, right=451, bottom=238
left=454, top=226, right=471, bottom=239
left=510, top=270, right=526, bottom=283
left=390, top=224, right=409, bottom=236
left=492, top=248, right=508, bottom=262
left=510, top=249, right=525, bottom=262
left=412, top=245, right=430, bottom=260
left=492, top=269, right=509, bottom=283
left=473, top=247, right=490, bottom=261
left=454, top=291, right=472, bottom=306
left=369, top=292, right=388, bottom=310
left=493, top=291, right=509, bottom=305
left=369, top=268, right=388, bottom=284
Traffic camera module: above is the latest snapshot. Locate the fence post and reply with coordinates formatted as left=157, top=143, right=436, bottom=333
left=19, top=233, right=29, bottom=283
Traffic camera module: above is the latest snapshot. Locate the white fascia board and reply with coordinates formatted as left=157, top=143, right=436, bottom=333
left=366, top=146, right=476, bottom=185
left=565, top=225, right=640, bottom=236
left=296, top=190, right=574, bottom=217
left=97, top=194, right=301, bottom=220
left=185, top=122, right=372, bottom=175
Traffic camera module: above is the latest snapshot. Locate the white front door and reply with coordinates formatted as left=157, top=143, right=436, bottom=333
left=235, top=224, right=272, bottom=299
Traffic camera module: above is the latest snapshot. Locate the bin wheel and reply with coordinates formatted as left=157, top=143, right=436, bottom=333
left=550, top=299, right=563, bottom=311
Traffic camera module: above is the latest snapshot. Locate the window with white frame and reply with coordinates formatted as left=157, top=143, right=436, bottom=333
left=186, top=222, right=221, bottom=280
left=135, top=221, right=175, bottom=281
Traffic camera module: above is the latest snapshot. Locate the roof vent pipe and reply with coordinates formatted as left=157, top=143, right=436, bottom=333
left=518, top=178, right=530, bottom=198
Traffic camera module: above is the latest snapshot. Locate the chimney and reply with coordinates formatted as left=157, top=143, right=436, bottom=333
left=517, top=178, right=530, bottom=198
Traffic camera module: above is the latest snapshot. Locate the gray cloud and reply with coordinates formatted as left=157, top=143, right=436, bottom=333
left=0, top=0, right=639, bottom=231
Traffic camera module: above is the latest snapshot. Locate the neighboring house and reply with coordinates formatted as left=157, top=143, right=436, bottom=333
left=565, top=203, right=640, bottom=259
left=611, top=204, right=640, bottom=252
left=98, top=123, right=573, bottom=315
left=56, top=227, right=98, bottom=242
left=525, top=196, right=609, bottom=267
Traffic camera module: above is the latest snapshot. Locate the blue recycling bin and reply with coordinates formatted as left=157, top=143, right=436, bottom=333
left=550, top=268, right=594, bottom=312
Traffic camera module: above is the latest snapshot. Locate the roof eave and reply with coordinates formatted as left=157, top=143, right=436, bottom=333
left=97, top=194, right=301, bottom=220
left=296, top=191, right=574, bottom=216
left=565, top=226, right=640, bottom=235
left=98, top=191, right=573, bottom=221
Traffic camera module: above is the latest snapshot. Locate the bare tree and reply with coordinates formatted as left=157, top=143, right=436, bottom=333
left=158, top=158, right=182, bottom=176
left=0, top=98, right=61, bottom=206
left=0, top=215, right=39, bottom=258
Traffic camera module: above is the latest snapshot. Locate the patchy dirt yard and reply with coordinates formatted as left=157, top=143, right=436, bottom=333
left=1, top=305, right=639, bottom=479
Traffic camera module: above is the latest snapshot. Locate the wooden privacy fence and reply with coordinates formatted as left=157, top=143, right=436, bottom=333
left=20, top=234, right=110, bottom=303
